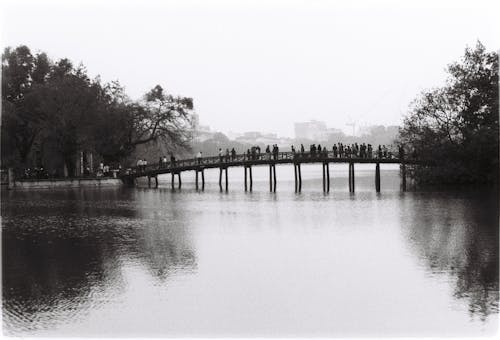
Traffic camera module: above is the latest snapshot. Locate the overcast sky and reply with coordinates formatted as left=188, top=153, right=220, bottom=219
left=1, top=0, right=498, bottom=137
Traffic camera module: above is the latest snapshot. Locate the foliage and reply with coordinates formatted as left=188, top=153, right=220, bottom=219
left=398, top=41, right=498, bottom=184
left=1, top=46, right=194, bottom=175
left=1, top=46, right=50, bottom=166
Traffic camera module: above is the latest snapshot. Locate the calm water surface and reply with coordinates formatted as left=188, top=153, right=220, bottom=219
left=2, top=165, right=498, bottom=336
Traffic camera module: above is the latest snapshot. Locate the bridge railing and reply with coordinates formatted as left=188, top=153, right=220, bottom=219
left=126, top=150, right=409, bottom=176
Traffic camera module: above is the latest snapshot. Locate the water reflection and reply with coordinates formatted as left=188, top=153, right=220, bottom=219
left=400, top=191, right=499, bottom=320
left=2, top=188, right=197, bottom=334
left=1, top=178, right=499, bottom=336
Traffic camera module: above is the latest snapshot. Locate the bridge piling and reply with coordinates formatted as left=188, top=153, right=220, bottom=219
left=244, top=166, right=247, bottom=191
left=219, top=168, right=223, bottom=191
left=178, top=173, right=181, bottom=189
left=249, top=166, right=253, bottom=191
left=322, top=163, right=326, bottom=192
left=195, top=170, right=199, bottom=190
left=225, top=167, right=228, bottom=191
left=201, top=169, right=205, bottom=190
left=298, top=163, right=302, bottom=192
left=294, top=164, right=298, bottom=192
left=154, top=175, right=158, bottom=188
left=273, top=164, right=277, bottom=192
left=324, top=162, right=330, bottom=192
left=375, top=163, right=381, bottom=192
left=326, top=162, right=330, bottom=193
left=269, top=165, right=272, bottom=192
left=348, top=163, right=355, bottom=192
left=171, top=172, right=175, bottom=189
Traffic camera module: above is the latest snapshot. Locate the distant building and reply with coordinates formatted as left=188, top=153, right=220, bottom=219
left=243, top=131, right=262, bottom=139
left=294, top=120, right=328, bottom=141
left=191, top=113, right=216, bottom=142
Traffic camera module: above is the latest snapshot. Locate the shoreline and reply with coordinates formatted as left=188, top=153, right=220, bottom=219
left=6, top=177, right=123, bottom=190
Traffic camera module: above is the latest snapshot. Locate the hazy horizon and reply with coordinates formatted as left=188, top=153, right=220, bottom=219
left=1, top=0, right=498, bottom=137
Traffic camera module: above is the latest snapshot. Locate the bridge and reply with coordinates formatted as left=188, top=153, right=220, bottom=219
left=121, top=151, right=423, bottom=192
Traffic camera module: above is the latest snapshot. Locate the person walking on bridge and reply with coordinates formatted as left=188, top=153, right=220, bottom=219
left=197, top=151, right=203, bottom=165
left=219, top=148, right=223, bottom=163
left=231, top=148, right=236, bottom=161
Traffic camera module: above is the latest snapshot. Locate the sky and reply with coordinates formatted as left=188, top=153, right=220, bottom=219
left=1, top=0, right=499, bottom=137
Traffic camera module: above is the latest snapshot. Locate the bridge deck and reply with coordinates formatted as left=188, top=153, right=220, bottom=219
left=122, top=151, right=420, bottom=179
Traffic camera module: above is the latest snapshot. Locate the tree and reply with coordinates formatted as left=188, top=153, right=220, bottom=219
left=398, top=41, right=498, bottom=184
left=37, top=59, right=103, bottom=175
left=1, top=45, right=196, bottom=174
left=1, top=46, right=50, bottom=166
left=137, top=85, right=193, bottom=148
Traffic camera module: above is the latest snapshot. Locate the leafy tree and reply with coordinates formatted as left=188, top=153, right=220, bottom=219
left=398, top=41, right=498, bottom=184
left=37, top=59, right=103, bottom=175
left=1, top=46, right=195, bottom=175
left=1, top=46, right=50, bottom=166
left=95, top=84, right=194, bottom=163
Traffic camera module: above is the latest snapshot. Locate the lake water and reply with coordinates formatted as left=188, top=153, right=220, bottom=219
left=2, top=164, right=498, bottom=336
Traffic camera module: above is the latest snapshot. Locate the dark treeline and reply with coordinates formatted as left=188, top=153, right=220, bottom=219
left=398, top=41, right=498, bottom=185
left=1, top=45, right=194, bottom=177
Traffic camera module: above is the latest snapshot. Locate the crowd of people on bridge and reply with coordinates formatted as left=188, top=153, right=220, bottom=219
left=135, top=143, right=406, bottom=172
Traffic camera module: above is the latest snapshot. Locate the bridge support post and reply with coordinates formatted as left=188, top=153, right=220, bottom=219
left=326, top=162, right=330, bottom=193
left=154, top=176, right=158, bottom=188
left=349, top=162, right=355, bottom=192
left=298, top=163, right=302, bottom=192
left=375, top=163, right=380, bottom=192
left=322, top=163, right=326, bottom=192
left=171, top=172, right=175, bottom=189
left=269, top=164, right=276, bottom=192
left=273, top=164, right=276, bottom=192
left=178, top=172, right=181, bottom=189
left=201, top=169, right=205, bottom=191
left=249, top=166, right=253, bottom=191
left=225, top=167, right=228, bottom=191
left=219, top=167, right=223, bottom=191
left=294, top=163, right=298, bottom=192
left=244, top=166, right=247, bottom=191
left=195, top=169, right=199, bottom=190
left=401, top=162, right=407, bottom=192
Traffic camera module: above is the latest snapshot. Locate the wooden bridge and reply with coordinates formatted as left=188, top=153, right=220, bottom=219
left=120, top=151, right=421, bottom=192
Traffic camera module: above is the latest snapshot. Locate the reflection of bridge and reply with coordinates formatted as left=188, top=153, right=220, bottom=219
left=121, top=152, right=423, bottom=192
